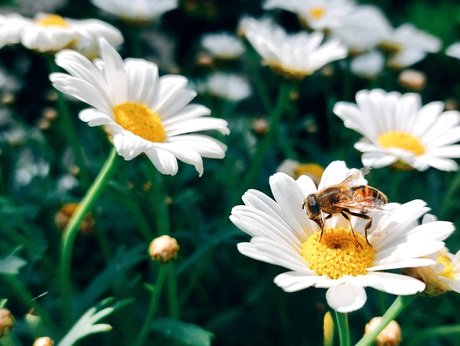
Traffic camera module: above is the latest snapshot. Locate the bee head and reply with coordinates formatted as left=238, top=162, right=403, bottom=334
left=303, top=194, right=324, bottom=230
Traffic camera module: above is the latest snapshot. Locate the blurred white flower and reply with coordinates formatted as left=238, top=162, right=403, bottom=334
left=381, top=24, right=441, bottom=68
left=405, top=247, right=460, bottom=296
left=91, top=0, right=177, bottom=23
left=330, top=5, right=392, bottom=53
left=14, top=148, right=50, bottom=186
left=334, top=89, right=460, bottom=171
left=200, top=32, right=245, bottom=60
left=230, top=160, right=454, bottom=312
left=50, top=39, right=229, bottom=176
left=264, top=0, right=355, bottom=31
left=244, top=17, right=347, bottom=79
left=197, top=72, right=251, bottom=102
left=446, top=42, right=460, bottom=60
left=350, top=50, right=385, bottom=79
left=0, top=12, right=123, bottom=56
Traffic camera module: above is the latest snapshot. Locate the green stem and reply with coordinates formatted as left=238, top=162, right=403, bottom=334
left=235, top=82, right=292, bottom=200
left=335, top=311, right=350, bottom=346
left=355, top=295, right=417, bottom=346
left=134, top=263, right=170, bottom=346
left=407, top=324, right=460, bottom=346
left=60, top=147, right=120, bottom=326
left=246, top=45, right=272, bottom=113
left=167, top=262, right=180, bottom=319
left=44, top=55, right=91, bottom=188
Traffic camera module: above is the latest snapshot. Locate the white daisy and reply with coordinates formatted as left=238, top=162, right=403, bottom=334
left=350, top=50, right=385, bottom=79
left=405, top=247, right=460, bottom=296
left=244, top=17, right=347, bottom=79
left=333, top=89, right=460, bottom=171
left=0, top=12, right=123, bottom=56
left=197, top=72, right=251, bottom=102
left=381, top=24, right=441, bottom=68
left=230, top=160, right=454, bottom=312
left=330, top=5, right=392, bottom=53
left=50, top=39, right=229, bottom=176
left=446, top=42, right=460, bottom=60
left=200, top=32, right=245, bottom=60
left=263, top=0, right=356, bottom=31
left=91, top=0, right=177, bottom=23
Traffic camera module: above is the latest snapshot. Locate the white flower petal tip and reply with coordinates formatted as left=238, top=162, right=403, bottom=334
left=231, top=160, right=454, bottom=312
left=334, top=88, right=460, bottom=172
left=50, top=35, right=228, bottom=176
left=326, top=284, right=367, bottom=313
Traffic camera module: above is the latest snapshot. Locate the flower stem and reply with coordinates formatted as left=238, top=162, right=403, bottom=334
left=44, top=55, right=91, bottom=188
left=335, top=311, right=350, bottom=346
left=355, top=295, right=417, bottom=346
left=60, top=147, right=120, bottom=326
left=134, top=263, right=170, bottom=346
left=235, top=81, right=292, bottom=199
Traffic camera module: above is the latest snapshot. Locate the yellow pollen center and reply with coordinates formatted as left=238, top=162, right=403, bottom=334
left=113, top=102, right=166, bottom=142
left=378, top=131, right=425, bottom=155
left=437, top=255, right=455, bottom=280
left=35, top=14, right=69, bottom=28
left=301, top=227, right=375, bottom=280
left=310, top=7, right=326, bottom=19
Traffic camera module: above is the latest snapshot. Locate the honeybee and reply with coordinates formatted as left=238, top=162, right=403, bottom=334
left=302, top=167, right=387, bottom=248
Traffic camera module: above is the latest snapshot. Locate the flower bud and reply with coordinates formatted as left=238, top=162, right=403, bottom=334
left=0, top=308, right=14, bottom=337
left=365, top=317, right=401, bottom=346
left=55, top=203, right=95, bottom=236
left=33, top=336, right=54, bottom=346
left=398, top=69, right=426, bottom=91
left=149, top=235, right=179, bottom=263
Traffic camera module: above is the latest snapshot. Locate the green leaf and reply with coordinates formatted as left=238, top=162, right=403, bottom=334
left=152, top=318, right=214, bottom=346
left=0, top=248, right=27, bottom=275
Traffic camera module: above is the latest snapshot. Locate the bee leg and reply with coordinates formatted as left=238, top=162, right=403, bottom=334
left=340, top=210, right=363, bottom=249
left=315, top=217, right=325, bottom=241
left=346, top=210, right=373, bottom=247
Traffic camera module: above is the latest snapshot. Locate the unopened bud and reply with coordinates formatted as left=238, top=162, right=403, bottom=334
left=251, top=118, right=269, bottom=135
left=365, top=317, right=401, bottom=346
left=55, top=203, right=95, bottom=236
left=398, top=69, right=426, bottom=91
left=33, top=336, right=54, bottom=346
left=149, top=235, right=179, bottom=263
left=0, top=308, right=14, bottom=337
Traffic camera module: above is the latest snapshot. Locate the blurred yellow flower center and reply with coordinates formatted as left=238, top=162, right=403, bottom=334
left=36, top=14, right=69, bottom=28
left=310, top=7, right=326, bottom=19
left=113, top=102, right=166, bottom=142
left=437, top=255, right=455, bottom=280
left=301, top=227, right=375, bottom=280
left=378, top=131, right=425, bottom=155
left=294, top=163, right=324, bottom=182
left=266, top=61, right=310, bottom=80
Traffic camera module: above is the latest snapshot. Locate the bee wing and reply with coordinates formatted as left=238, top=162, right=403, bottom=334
left=339, top=167, right=371, bottom=187
left=334, top=195, right=387, bottom=213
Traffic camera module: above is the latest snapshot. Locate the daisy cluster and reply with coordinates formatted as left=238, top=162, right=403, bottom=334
left=0, top=0, right=460, bottom=345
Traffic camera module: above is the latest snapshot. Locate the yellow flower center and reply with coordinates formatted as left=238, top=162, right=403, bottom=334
left=301, top=227, right=375, bottom=280
left=294, top=163, right=324, bottom=182
left=310, top=7, right=326, bottom=20
left=35, top=14, right=69, bottom=28
left=437, top=255, right=455, bottom=280
left=113, top=102, right=166, bottom=142
left=266, top=61, right=311, bottom=80
left=378, top=131, right=425, bottom=155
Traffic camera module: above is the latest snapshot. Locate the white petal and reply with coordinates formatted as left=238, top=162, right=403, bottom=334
left=325, top=284, right=367, bottom=312
left=165, top=118, right=229, bottom=136
left=362, top=272, right=425, bottom=295
left=79, top=108, right=113, bottom=127
left=274, top=271, right=321, bottom=292
left=125, top=58, right=159, bottom=104
left=145, top=147, right=179, bottom=175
